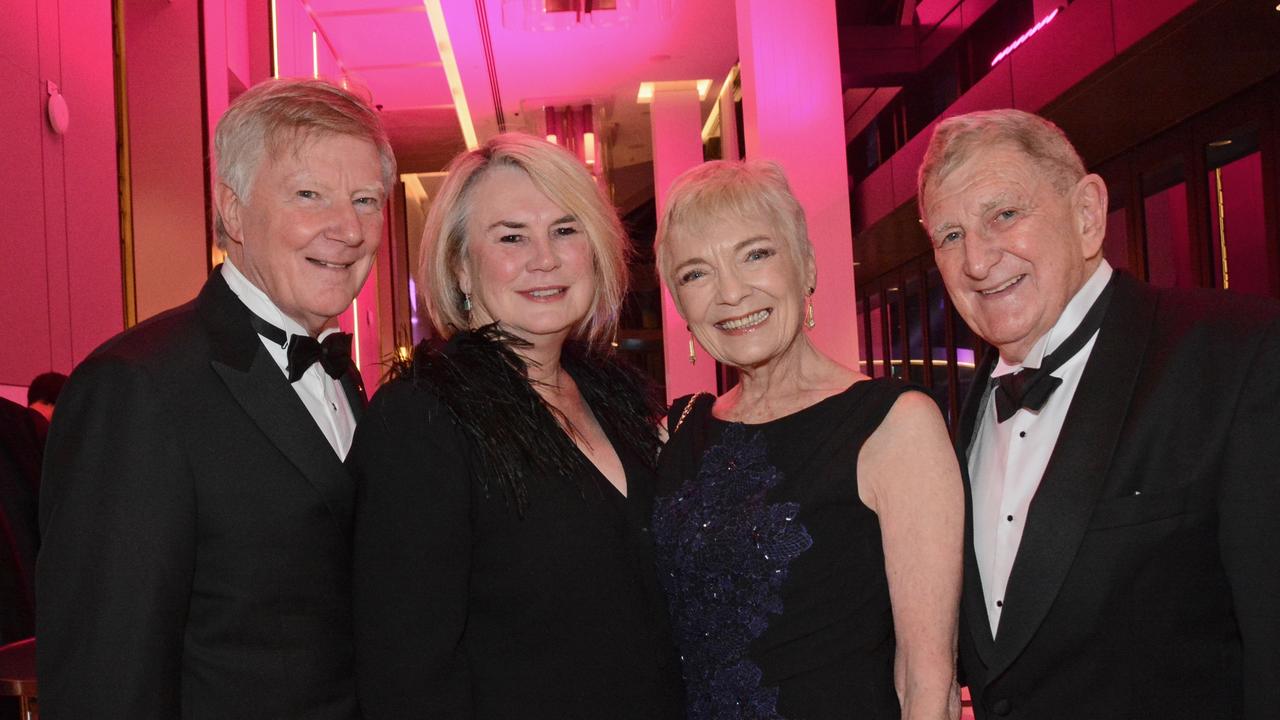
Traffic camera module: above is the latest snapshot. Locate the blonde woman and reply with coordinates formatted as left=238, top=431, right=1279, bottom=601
left=349, top=134, right=683, bottom=719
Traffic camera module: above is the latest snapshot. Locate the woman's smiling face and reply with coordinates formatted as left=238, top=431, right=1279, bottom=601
left=666, top=215, right=813, bottom=371
left=458, top=165, right=597, bottom=347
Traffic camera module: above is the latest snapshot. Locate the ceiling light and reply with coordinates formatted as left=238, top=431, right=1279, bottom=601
left=991, top=7, right=1061, bottom=67
left=423, top=0, right=479, bottom=150
left=636, top=79, right=714, bottom=104
left=702, top=64, right=740, bottom=142
left=270, top=0, right=280, bottom=78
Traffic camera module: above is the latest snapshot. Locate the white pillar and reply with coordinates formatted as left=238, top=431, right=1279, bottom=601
left=735, top=0, right=860, bottom=366
left=650, top=86, right=717, bottom=403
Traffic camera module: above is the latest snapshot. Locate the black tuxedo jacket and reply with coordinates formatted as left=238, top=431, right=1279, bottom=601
left=37, top=270, right=364, bottom=720
left=956, top=272, right=1280, bottom=720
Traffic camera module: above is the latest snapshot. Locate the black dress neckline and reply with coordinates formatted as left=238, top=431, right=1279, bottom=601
left=708, top=378, right=875, bottom=428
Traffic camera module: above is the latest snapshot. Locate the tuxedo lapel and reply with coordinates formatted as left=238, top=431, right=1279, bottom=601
left=958, top=349, right=999, bottom=666
left=985, top=273, right=1155, bottom=675
left=341, top=363, right=366, bottom=423
left=197, top=271, right=355, bottom=532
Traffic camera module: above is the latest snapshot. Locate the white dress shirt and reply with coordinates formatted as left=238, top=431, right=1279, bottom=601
left=221, top=260, right=356, bottom=459
left=970, top=260, right=1113, bottom=637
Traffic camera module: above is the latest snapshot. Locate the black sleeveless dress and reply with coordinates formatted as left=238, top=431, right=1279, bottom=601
left=653, top=379, right=918, bottom=720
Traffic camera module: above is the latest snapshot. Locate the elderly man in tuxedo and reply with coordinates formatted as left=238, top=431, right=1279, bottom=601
left=919, top=109, right=1280, bottom=720
left=37, top=78, right=393, bottom=719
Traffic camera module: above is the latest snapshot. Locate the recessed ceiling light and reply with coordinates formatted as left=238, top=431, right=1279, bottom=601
left=637, top=79, right=714, bottom=104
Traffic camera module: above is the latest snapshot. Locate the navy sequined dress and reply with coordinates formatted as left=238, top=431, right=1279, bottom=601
left=653, top=379, right=916, bottom=720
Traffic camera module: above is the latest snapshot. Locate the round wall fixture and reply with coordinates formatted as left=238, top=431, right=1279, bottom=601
left=46, top=81, right=69, bottom=135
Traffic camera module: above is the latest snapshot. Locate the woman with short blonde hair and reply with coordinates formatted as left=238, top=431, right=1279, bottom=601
left=652, top=160, right=962, bottom=720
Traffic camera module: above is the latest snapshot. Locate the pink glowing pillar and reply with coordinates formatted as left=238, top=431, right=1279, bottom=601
left=651, top=86, right=718, bottom=404
left=735, top=0, right=860, bottom=367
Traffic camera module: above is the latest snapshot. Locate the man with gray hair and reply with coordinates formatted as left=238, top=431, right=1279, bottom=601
left=920, top=108, right=1280, bottom=719
left=37, top=78, right=394, bottom=719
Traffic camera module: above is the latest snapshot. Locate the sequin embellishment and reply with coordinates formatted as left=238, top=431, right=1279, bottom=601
left=653, top=423, right=814, bottom=719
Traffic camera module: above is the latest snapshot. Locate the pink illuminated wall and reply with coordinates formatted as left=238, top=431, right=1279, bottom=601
left=0, top=0, right=121, bottom=385
left=1143, top=182, right=1194, bottom=289
left=124, top=0, right=215, bottom=321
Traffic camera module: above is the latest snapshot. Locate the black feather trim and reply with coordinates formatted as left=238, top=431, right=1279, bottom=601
left=390, top=324, right=662, bottom=516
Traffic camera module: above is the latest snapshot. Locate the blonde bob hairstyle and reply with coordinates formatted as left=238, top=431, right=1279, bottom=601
left=213, top=78, right=396, bottom=248
left=917, top=108, right=1086, bottom=217
left=418, top=133, right=630, bottom=350
left=655, top=160, right=815, bottom=309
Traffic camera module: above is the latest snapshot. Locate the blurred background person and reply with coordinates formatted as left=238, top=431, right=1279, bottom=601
left=652, top=160, right=962, bottom=720
left=0, top=396, right=43, bottom=644
left=350, top=133, right=683, bottom=719
left=26, top=371, right=67, bottom=422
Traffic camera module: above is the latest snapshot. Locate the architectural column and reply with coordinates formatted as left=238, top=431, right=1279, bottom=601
left=735, top=0, right=860, bottom=366
left=123, top=0, right=212, bottom=323
left=650, top=85, right=717, bottom=403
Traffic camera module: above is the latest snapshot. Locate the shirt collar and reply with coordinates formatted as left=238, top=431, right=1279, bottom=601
left=993, top=260, right=1113, bottom=378
left=221, top=259, right=341, bottom=346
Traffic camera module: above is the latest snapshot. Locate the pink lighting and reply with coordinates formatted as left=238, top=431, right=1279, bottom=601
left=990, top=7, right=1061, bottom=67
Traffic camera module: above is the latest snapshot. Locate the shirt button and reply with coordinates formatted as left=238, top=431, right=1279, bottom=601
left=1006, top=515, right=1014, bottom=522
left=1019, top=431, right=1027, bottom=438
left=330, top=402, right=338, bottom=411
left=996, top=600, right=1004, bottom=608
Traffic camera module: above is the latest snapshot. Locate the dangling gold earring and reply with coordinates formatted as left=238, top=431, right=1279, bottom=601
left=805, top=290, right=816, bottom=329
left=687, top=326, right=697, bottom=365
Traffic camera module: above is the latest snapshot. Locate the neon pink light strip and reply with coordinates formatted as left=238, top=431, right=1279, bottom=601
left=990, top=7, right=1061, bottom=67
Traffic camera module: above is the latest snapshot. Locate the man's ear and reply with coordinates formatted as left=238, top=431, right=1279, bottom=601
left=1073, top=173, right=1108, bottom=259
left=215, top=182, right=244, bottom=244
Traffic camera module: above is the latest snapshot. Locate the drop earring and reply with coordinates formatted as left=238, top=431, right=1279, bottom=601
left=462, top=293, right=472, bottom=312
left=687, top=326, right=697, bottom=365
left=805, top=288, right=816, bottom=329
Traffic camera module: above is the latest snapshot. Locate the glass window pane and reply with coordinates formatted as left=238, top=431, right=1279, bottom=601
left=926, top=267, right=950, bottom=415
left=868, top=294, right=885, bottom=378
left=886, top=285, right=905, bottom=379
left=1142, top=158, right=1195, bottom=288
left=952, top=304, right=981, bottom=409
left=856, top=297, right=870, bottom=376
left=904, top=274, right=925, bottom=384
left=1103, top=175, right=1130, bottom=272
left=1206, top=127, right=1272, bottom=296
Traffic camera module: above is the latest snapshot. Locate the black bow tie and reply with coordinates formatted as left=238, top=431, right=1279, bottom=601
left=992, top=276, right=1115, bottom=423
left=247, top=313, right=352, bottom=383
